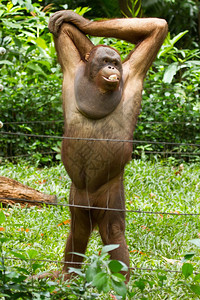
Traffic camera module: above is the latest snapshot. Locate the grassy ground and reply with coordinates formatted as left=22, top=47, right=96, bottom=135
left=0, top=159, right=200, bottom=299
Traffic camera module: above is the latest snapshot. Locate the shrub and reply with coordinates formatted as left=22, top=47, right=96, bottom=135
left=0, top=1, right=199, bottom=164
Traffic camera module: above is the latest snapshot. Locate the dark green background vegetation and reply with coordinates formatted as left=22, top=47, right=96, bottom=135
left=0, top=0, right=199, bottom=164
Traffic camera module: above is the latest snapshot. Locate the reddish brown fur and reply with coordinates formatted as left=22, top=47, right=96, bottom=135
left=88, top=44, right=121, bottom=60
left=39, top=11, right=168, bottom=282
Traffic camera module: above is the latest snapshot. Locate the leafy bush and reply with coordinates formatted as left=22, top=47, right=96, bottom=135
left=0, top=0, right=63, bottom=163
left=0, top=1, right=199, bottom=164
left=134, top=31, right=200, bottom=158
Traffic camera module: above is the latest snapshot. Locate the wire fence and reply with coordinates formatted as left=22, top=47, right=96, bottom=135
left=1, top=131, right=200, bottom=147
left=1, top=130, right=200, bottom=161
left=1, top=150, right=199, bottom=161
left=2, top=120, right=200, bottom=125
left=4, top=257, right=199, bottom=275
left=1, top=196, right=200, bottom=216
left=0, top=124, right=200, bottom=280
left=1, top=117, right=200, bottom=163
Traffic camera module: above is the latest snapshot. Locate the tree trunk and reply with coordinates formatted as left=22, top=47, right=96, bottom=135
left=0, top=176, right=57, bottom=207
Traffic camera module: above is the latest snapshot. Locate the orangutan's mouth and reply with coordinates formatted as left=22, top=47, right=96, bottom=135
left=103, top=74, right=119, bottom=82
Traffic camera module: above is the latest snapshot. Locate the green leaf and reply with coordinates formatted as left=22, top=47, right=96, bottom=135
left=134, top=3, right=141, bottom=17
left=0, top=237, right=9, bottom=243
left=182, top=263, right=193, bottom=279
left=86, top=262, right=101, bottom=283
left=10, top=251, right=27, bottom=260
left=32, top=263, right=42, bottom=272
left=37, top=60, right=51, bottom=70
left=0, top=10, right=4, bottom=17
left=135, top=279, right=146, bottom=292
left=163, top=62, right=178, bottom=83
left=118, top=261, right=128, bottom=272
left=26, top=63, right=47, bottom=77
left=0, top=60, right=13, bottom=65
left=171, top=30, right=188, bottom=46
left=12, top=0, right=18, bottom=5
left=12, top=274, right=27, bottom=283
left=35, top=37, right=47, bottom=49
left=2, top=20, right=22, bottom=29
left=189, top=239, right=200, bottom=248
left=190, top=284, right=200, bottom=296
left=68, top=267, right=84, bottom=277
left=101, top=244, right=119, bottom=254
left=182, top=252, right=195, bottom=262
left=111, top=272, right=125, bottom=282
left=74, top=7, right=91, bottom=16
left=158, top=274, right=167, bottom=287
left=13, top=37, right=22, bottom=48
left=15, top=267, right=29, bottom=275
left=109, top=260, right=123, bottom=273
left=69, top=252, right=87, bottom=258
left=185, top=60, right=200, bottom=67
left=158, top=45, right=173, bottom=58
left=6, top=271, right=19, bottom=279
left=0, top=211, right=5, bottom=224
left=194, top=274, right=200, bottom=282
left=111, top=280, right=127, bottom=297
left=25, top=0, right=34, bottom=12
left=92, top=272, right=110, bottom=293
left=27, top=249, right=38, bottom=259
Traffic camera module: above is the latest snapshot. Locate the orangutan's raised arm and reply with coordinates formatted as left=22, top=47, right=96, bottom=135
left=49, top=10, right=168, bottom=77
left=49, top=12, right=93, bottom=72
left=81, top=17, right=168, bottom=78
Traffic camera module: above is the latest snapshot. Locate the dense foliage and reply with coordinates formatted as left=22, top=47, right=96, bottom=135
left=31, top=0, right=200, bottom=45
left=0, top=0, right=63, bottom=163
left=0, top=0, right=199, bottom=164
left=134, top=33, right=200, bottom=159
left=143, top=0, right=200, bottom=47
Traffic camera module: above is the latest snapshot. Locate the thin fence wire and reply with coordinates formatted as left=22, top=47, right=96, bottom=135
left=2, top=120, right=200, bottom=125
left=5, top=256, right=198, bottom=275
left=141, top=151, right=200, bottom=156
left=2, top=120, right=63, bottom=125
left=1, top=197, right=200, bottom=216
left=1, top=131, right=200, bottom=147
left=1, top=150, right=200, bottom=160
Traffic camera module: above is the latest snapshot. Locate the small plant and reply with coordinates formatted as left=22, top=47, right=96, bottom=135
left=134, top=144, right=153, bottom=160
left=177, top=239, right=200, bottom=297
left=67, top=244, right=128, bottom=299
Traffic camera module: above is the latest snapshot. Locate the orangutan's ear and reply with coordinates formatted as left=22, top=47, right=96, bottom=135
left=85, top=53, right=90, bottom=61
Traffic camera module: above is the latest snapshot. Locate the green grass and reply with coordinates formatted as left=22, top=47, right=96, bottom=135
left=0, top=159, right=200, bottom=299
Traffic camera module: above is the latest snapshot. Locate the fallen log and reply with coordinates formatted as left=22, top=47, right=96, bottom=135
left=0, top=176, right=57, bottom=207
